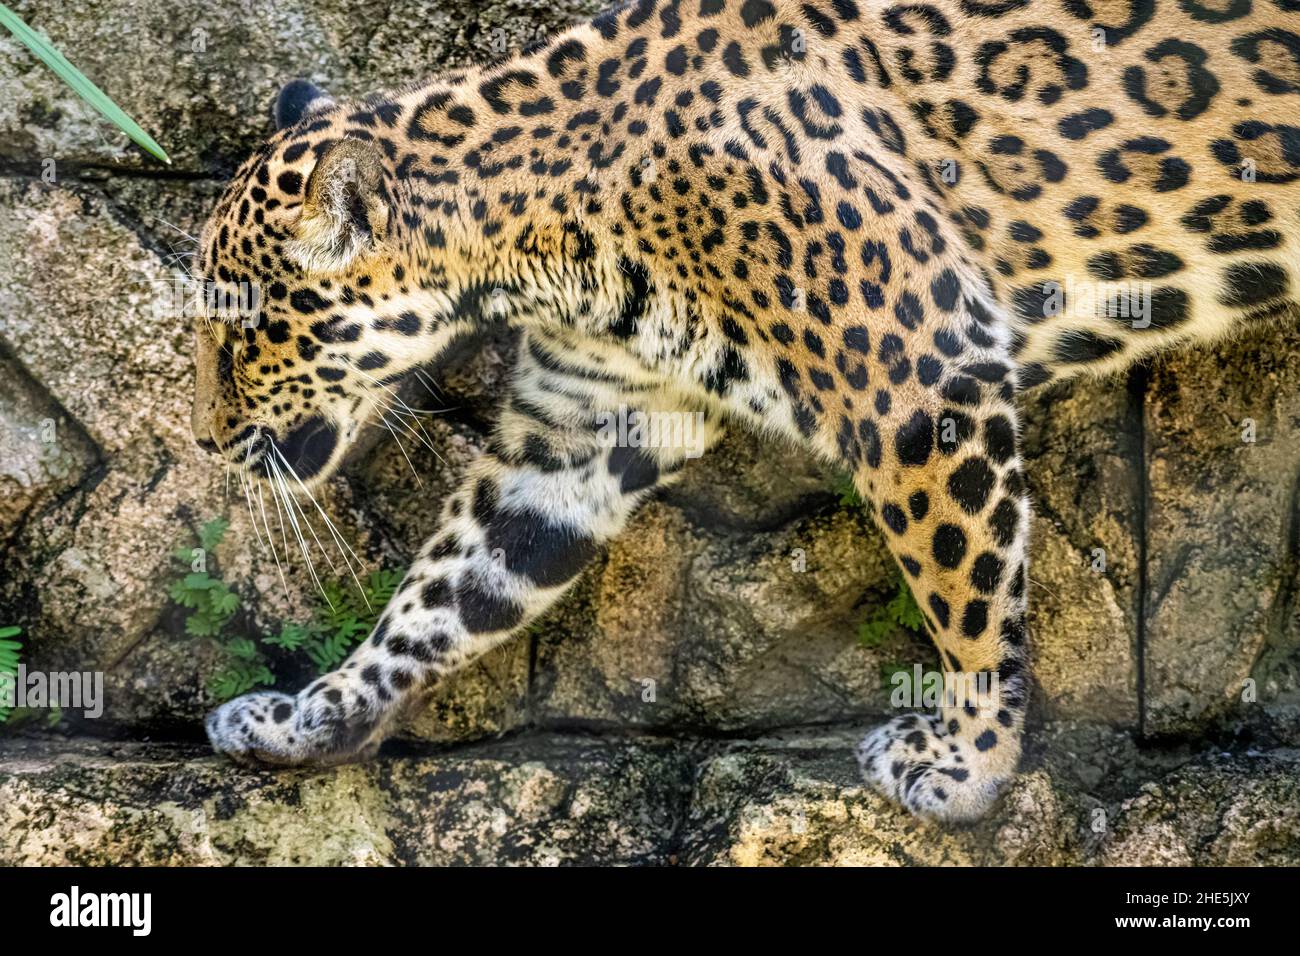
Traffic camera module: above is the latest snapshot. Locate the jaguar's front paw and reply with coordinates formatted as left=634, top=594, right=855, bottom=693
left=205, top=682, right=381, bottom=768
left=856, top=714, right=1013, bottom=822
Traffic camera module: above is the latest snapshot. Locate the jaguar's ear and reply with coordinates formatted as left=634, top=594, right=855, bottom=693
left=274, top=79, right=335, bottom=131
left=289, top=138, right=390, bottom=273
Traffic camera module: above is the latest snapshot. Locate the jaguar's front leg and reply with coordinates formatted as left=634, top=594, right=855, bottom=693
left=206, top=338, right=718, bottom=766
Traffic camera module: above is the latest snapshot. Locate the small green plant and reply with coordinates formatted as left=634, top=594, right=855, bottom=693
left=833, top=474, right=928, bottom=686
left=0, top=626, right=63, bottom=730
left=857, top=574, right=925, bottom=648
left=169, top=517, right=238, bottom=637
left=0, top=3, right=170, bottom=163
left=170, top=517, right=272, bottom=699
left=880, top=659, right=916, bottom=695
left=168, top=518, right=403, bottom=701
left=832, top=473, right=863, bottom=508
left=0, top=626, right=21, bottom=725
left=263, top=570, right=403, bottom=673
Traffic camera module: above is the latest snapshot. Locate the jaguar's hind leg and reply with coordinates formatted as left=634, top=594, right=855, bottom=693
left=849, top=320, right=1031, bottom=822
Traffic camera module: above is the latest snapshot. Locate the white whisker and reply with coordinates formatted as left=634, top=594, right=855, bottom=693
left=350, top=367, right=445, bottom=459
left=273, top=447, right=371, bottom=607
left=266, top=455, right=328, bottom=602
left=255, top=477, right=291, bottom=598
left=270, top=455, right=340, bottom=578
left=151, top=215, right=199, bottom=245
left=239, top=470, right=267, bottom=554
left=412, top=367, right=448, bottom=402
left=381, top=415, right=426, bottom=488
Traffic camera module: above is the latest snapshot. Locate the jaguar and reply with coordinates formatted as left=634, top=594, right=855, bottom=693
left=195, top=0, right=1300, bottom=821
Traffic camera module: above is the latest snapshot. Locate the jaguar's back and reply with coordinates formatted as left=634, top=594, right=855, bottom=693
left=846, top=0, right=1300, bottom=384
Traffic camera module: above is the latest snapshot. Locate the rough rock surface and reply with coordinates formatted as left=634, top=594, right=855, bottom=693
left=1144, top=337, right=1300, bottom=736
left=0, top=0, right=1297, bottom=865
left=3, top=732, right=1297, bottom=866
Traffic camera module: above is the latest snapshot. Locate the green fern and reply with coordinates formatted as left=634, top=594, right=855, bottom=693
left=299, top=569, right=404, bottom=673
left=170, top=520, right=240, bottom=639
left=881, top=660, right=915, bottom=694
left=199, top=516, right=230, bottom=551
left=857, top=610, right=894, bottom=649
left=832, top=473, right=863, bottom=507
left=168, top=518, right=268, bottom=699
left=887, top=577, right=925, bottom=632
left=262, top=621, right=312, bottom=652
left=207, top=659, right=275, bottom=701
left=363, top=568, right=403, bottom=609
left=857, top=575, right=925, bottom=648
left=0, top=626, right=21, bottom=725
left=168, top=519, right=405, bottom=698
left=834, top=474, right=927, bottom=684
left=303, top=631, right=353, bottom=673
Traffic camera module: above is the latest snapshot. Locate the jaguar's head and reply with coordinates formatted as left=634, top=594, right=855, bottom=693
left=189, top=80, right=450, bottom=488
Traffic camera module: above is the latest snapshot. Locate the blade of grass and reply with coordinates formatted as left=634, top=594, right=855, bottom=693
left=0, top=3, right=171, bottom=164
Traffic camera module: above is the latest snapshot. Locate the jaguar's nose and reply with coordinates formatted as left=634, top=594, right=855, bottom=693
left=192, top=425, right=220, bottom=455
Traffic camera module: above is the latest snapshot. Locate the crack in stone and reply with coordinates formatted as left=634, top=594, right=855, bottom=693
left=1257, top=464, right=1300, bottom=678
left=1126, top=364, right=1152, bottom=738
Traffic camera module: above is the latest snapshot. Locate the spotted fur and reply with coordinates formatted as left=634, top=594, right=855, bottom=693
left=195, top=0, right=1300, bottom=822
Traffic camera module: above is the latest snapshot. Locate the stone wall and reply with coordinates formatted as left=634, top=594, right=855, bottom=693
left=0, top=0, right=1297, bottom=864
